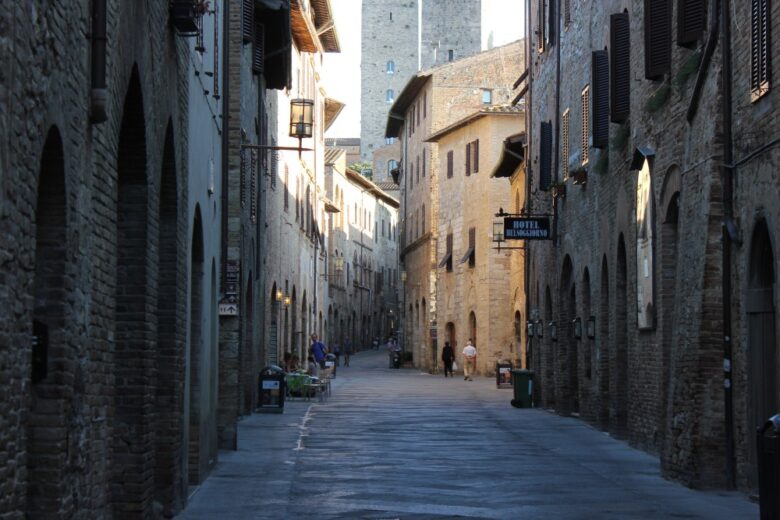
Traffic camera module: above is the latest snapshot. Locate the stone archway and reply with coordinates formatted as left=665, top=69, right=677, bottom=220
left=188, top=207, right=205, bottom=485
left=660, top=192, right=679, bottom=457
left=747, top=220, right=777, bottom=487
left=559, top=255, right=577, bottom=416
left=599, top=256, right=610, bottom=429
left=615, top=234, right=629, bottom=438
left=544, top=285, right=555, bottom=408
left=582, top=267, right=592, bottom=421
left=27, top=126, right=68, bottom=517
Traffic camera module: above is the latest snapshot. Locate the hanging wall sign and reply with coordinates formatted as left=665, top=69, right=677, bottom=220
left=504, top=217, right=551, bottom=240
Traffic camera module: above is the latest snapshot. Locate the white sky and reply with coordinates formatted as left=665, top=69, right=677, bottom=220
left=323, top=0, right=526, bottom=138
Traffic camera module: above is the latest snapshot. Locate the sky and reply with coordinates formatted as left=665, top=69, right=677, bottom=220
left=322, top=0, right=526, bottom=138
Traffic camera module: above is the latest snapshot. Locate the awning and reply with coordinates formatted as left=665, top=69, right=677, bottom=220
left=437, top=251, right=452, bottom=269
left=490, top=133, right=526, bottom=178
left=459, top=246, right=474, bottom=264
left=324, top=97, right=345, bottom=132
left=259, top=0, right=292, bottom=90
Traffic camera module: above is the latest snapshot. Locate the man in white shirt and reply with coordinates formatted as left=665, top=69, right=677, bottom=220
left=462, top=339, right=477, bottom=381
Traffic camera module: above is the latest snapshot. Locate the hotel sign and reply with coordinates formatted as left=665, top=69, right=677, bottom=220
left=504, top=217, right=551, bottom=240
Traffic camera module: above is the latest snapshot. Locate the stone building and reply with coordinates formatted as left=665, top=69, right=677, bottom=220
left=385, top=41, right=525, bottom=370
left=324, top=150, right=400, bottom=349
left=360, top=0, right=482, bottom=164
left=524, top=0, right=780, bottom=494
left=426, top=105, right=523, bottom=374
left=259, top=0, right=341, bottom=369
left=0, top=1, right=228, bottom=516
left=325, top=137, right=361, bottom=167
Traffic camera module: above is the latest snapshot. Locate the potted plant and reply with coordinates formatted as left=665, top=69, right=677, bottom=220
left=551, top=181, right=566, bottom=199
left=571, top=166, right=588, bottom=186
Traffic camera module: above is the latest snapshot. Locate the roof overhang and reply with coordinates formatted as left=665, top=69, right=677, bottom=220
left=384, top=74, right=431, bottom=138
left=311, top=0, right=340, bottom=52
left=290, top=0, right=322, bottom=53
left=345, top=168, right=400, bottom=208
left=324, top=97, right=345, bottom=132
left=491, top=133, right=527, bottom=178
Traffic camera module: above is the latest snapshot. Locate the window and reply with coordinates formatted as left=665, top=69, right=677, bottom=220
left=468, top=228, right=476, bottom=268
left=423, top=92, right=427, bottom=118
left=416, top=99, right=421, bottom=126
left=447, top=150, right=454, bottom=178
left=448, top=49, right=454, bottom=62
left=564, top=0, right=571, bottom=28
left=382, top=219, right=386, bottom=237
left=385, top=137, right=396, bottom=145
left=562, top=109, right=570, bottom=180
left=466, top=142, right=471, bottom=175
left=386, top=60, right=395, bottom=74
left=421, top=204, right=426, bottom=234
left=466, top=140, right=479, bottom=175
left=295, top=175, right=300, bottom=221
left=416, top=155, right=420, bottom=183
left=446, top=233, right=453, bottom=271
left=539, top=120, right=552, bottom=190
left=592, top=50, right=609, bottom=148
left=751, top=0, right=771, bottom=101
left=610, top=12, right=631, bottom=123
left=644, top=0, right=672, bottom=79
left=386, top=89, right=394, bottom=103
left=581, top=86, right=590, bottom=165
left=283, top=165, right=289, bottom=211
left=409, top=162, right=414, bottom=189
left=482, top=89, right=492, bottom=104
left=422, top=149, right=426, bottom=177
left=547, top=0, right=556, bottom=47
left=537, top=0, right=546, bottom=52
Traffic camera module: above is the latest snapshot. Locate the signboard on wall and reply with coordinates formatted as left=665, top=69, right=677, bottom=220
left=504, top=217, right=551, bottom=240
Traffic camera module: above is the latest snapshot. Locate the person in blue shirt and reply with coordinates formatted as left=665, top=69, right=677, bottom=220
left=310, top=333, right=327, bottom=368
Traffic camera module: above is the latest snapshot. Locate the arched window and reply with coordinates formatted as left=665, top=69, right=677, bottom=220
left=386, top=89, right=394, bottom=103
left=386, top=60, right=395, bottom=74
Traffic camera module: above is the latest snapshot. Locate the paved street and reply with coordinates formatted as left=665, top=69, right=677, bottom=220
left=178, top=351, right=757, bottom=519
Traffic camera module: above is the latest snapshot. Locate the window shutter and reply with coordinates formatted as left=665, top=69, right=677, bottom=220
left=422, top=149, right=426, bottom=177
left=250, top=151, right=257, bottom=222
left=447, top=150, right=453, bottom=178
left=547, top=0, right=557, bottom=46
left=564, top=0, right=571, bottom=28
left=592, top=50, right=609, bottom=148
left=677, top=0, right=706, bottom=46
left=751, top=0, right=771, bottom=101
left=253, top=23, right=265, bottom=75
left=562, top=109, right=570, bottom=179
left=473, top=140, right=479, bottom=173
left=610, top=12, right=631, bottom=123
left=539, top=121, right=552, bottom=190
left=581, top=86, right=590, bottom=164
left=469, top=227, right=476, bottom=267
left=644, top=0, right=672, bottom=79
left=242, top=0, right=254, bottom=44
left=538, top=0, right=545, bottom=51
left=465, top=143, right=471, bottom=176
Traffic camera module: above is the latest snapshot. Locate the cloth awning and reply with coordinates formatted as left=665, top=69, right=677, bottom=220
left=437, top=251, right=452, bottom=269
left=259, top=0, right=292, bottom=90
left=459, top=246, right=474, bottom=264
left=490, top=133, right=526, bottom=178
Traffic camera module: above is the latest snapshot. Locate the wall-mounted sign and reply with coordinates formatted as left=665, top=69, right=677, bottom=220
left=504, top=217, right=551, bottom=240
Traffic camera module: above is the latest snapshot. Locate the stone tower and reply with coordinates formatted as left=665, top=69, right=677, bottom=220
left=360, top=0, right=481, bottom=166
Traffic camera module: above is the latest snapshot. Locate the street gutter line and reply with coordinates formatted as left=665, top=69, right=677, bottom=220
left=294, top=404, right=314, bottom=451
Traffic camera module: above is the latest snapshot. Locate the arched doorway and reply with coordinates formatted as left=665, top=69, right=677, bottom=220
left=469, top=311, right=477, bottom=347
left=113, top=68, right=154, bottom=513
left=188, top=208, right=205, bottom=485
left=582, top=268, right=592, bottom=420
left=615, top=234, right=629, bottom=437
left=747, top=220, right=777, bottom=487
left=544, top=285, right=555, bottom=408
left=599, top=256, right=610, bottom=429
left=560, top=256, right=577, bottom=416
left=290, top=287, right=298, bottom=360
left=208, top=261, right=218, bottom=465
left=28, top=127, right=68, bottom=517
left=445, top=322, right=457, bottom=361
left=660, top=193, right=679, bottom=453
left=243, top=276, right=254, bottom=415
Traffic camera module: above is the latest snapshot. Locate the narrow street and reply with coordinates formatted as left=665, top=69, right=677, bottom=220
left=179, top=351, right=756, bottom=519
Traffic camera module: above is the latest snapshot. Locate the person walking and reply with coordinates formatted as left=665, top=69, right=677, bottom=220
left=462, top=339, right=477, bottom=381
left=343, top=341, right=352, bottom=367
left=310, top=333, right=327, bottom=368
left=441, top=341, right=455, bottom=377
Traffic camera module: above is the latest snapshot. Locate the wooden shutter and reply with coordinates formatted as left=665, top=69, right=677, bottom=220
left=751, top=0, right=771, bottom=101
left=473, top=140, right=479, bottom=173
left=539, top=121, right=552, bottom=190
left=468, top=227, right=475, bottom=267
left=242, top=0, right=254, bottom=44
left=547, top=0, right=556, bottom=46
left=581, top=86, right=590, bottom=164
left=465, top=143, right=471, bottom=176
left=447, top=150, right=453, bottom=178
left=253, top=23, right=264, bottom=75
left=678, top=0, right=706, bottom=46
left=564, top=0, right=571, bottom=28
left=422, top=148, right=426, bottom=177
left=537, top=0, right=545, bottom=51
left=610, top=12, right=631, bottom=123
left=562, top=109, right=570, bottom=179
left=644, top=0, right=672, bottom=79
left=592, top=50, right=609, bottom=148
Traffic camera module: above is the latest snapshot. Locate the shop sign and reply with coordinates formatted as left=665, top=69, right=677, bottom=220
left=504, top=217, right=551, bottom=240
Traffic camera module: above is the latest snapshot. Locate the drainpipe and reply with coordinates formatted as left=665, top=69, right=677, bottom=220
left=524, top=0, right=533, bottom=370
left=552, top=0, right=561, bottom=246
left=686, top=0, right=720, bottom=122
left=90, top=0, right=107, bottom=124
left=720, top=0, right=735, bottom=488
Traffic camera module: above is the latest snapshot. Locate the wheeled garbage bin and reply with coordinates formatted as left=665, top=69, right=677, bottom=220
left=758, top=414, right=780, bottom=519
left=258, top=365, right=285, bottom=413
left=510, top=369, right=534, bottom=408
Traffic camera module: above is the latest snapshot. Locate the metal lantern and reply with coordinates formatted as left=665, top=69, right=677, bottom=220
left=573, top=317, right=582, bottom=339
left=289, top=98, right=314, bottom=139
left=587, top=316, right=596, bottom=339
left=493, top=221, right=505, bottom=243
left=334, top=256, right=345, bottom=272
left=535, top=320, right=544, bottom=338
left=400, top=271, right=408, bottom=282
left=549, top=321, right=557, bottom=341
left=527, top=321, right=534, bottom=337
left=283, top=295, right=292, bottom=307
left=275, top=289, right=284, bottom=302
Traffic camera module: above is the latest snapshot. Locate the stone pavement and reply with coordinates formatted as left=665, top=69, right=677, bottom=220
left=178, top=350, right=757, bottom=519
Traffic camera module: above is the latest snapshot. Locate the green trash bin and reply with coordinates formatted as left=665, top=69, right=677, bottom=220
left=511, top=369, right=534, bottom=408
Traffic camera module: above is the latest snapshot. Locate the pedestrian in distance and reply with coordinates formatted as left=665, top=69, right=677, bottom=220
left=333, top=344, right=341, bottom=366
left=462, top=339, right=477, bottom=381
left=310, top=333, right=327, bottom=368
left=343, top=341, right=352, bottom=367
left=441, top=341, right=455, bottom=377
left=306, top=355, right=319, bottom=378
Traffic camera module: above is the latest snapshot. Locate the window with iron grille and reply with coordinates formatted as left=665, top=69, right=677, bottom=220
left=610, top=12, right=631, bottom=122
left=447, top=150, right=454, bottom=178
left=751, top=0, right=771, bottom=101
left=581, top=86, right=590, bottom=165
left=562, top=109, right=570, bottom=180
left=644, top=0, right=672, bottom=79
